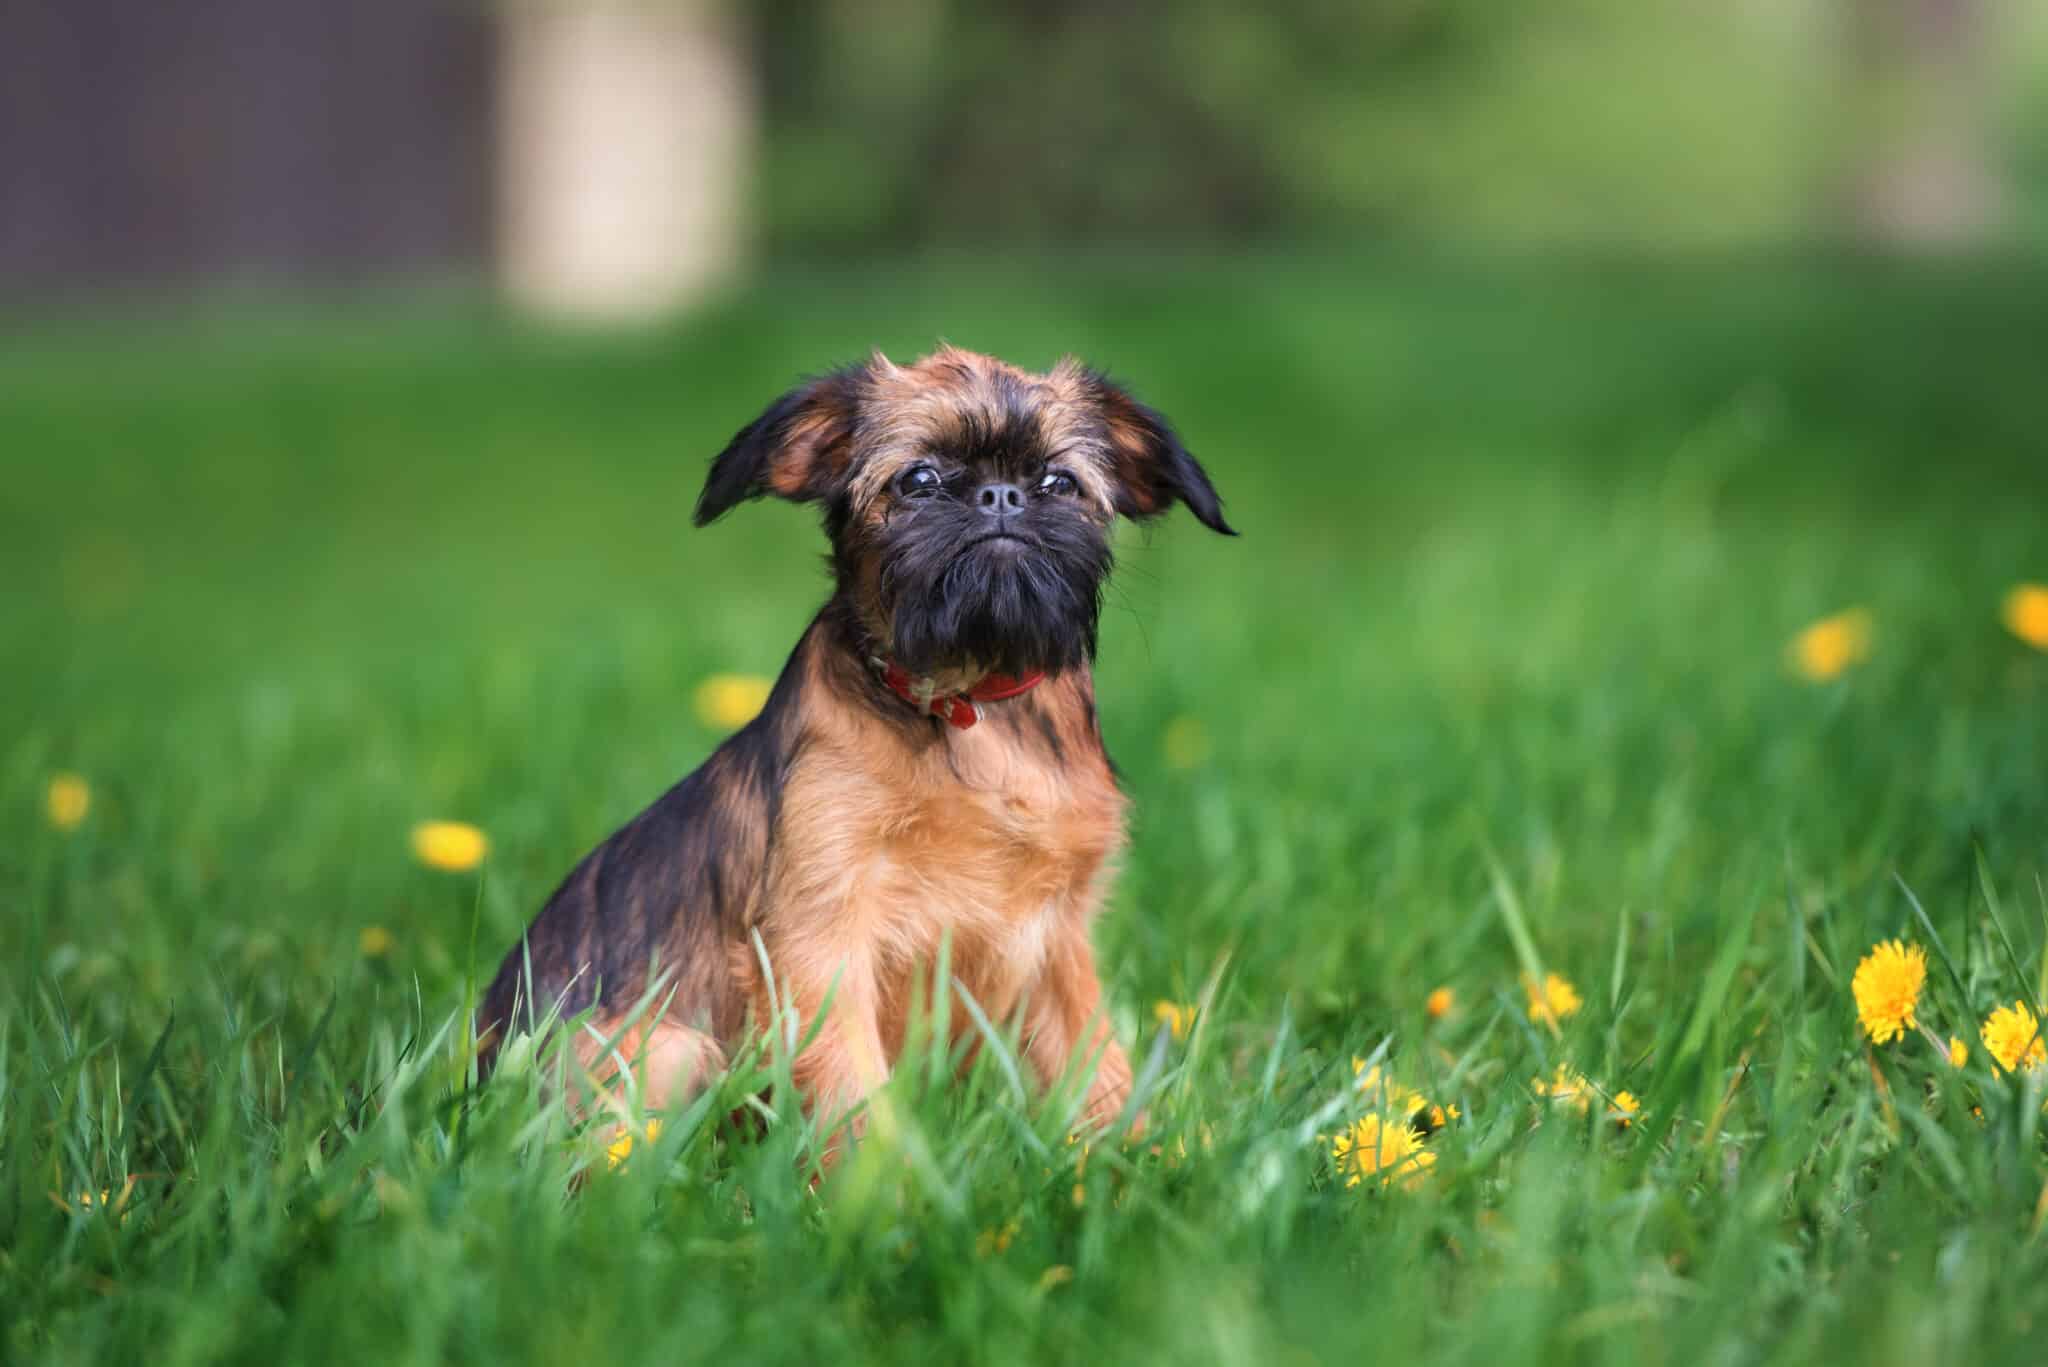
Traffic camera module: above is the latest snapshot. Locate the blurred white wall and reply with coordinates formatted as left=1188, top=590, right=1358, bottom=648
left=498, top=0, right=753, bottom=322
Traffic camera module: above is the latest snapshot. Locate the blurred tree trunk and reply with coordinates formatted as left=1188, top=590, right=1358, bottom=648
left=499, top=1, right=753, bottom=322
left=1846, top=0, right=2005, bottom=247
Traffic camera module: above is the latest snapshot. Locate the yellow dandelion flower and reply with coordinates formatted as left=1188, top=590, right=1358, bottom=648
left=1525, top=973, right=1583, bottom=1028
left=975, top=1220, right=1019, bottom=1257
left=1608, top=1091, right=1641, bottom=1129
left=605, top=1117, right=664, bottom=1170
left=1948, top=1036, right=1969, bottom=1069
left=46, top=773, right=90, bottom=831
left=2002, top=584, right=2048, bottom=651
left=66, top=1176, right=137, bottom=1222
left=358, top=925, right=394, bottom=958
left=410, top=820, right=489, bottom=873
left=1161, top=716, right=1211, bottom=770
left=1331, top=1114, right=1435, bottom=1190
left=1153, top=1000, right=1195, bottom=1041
left=1353, top=1061, right=1456, bottom=1133
left=1788, top=608, right=1872, bottom=682
left=1036, top=1264, right=1074, bottom=1293
left=694, top=674, right=773, bottom=729
left=1532, top=1063, right=1592, bottom=1113
left=1980, top=1001, right=2046, bottom=1074
left=1426, top=986, right=1454, bottom=1020
left=1163, top=1121, right=1218, bottom=1167
left=1850, top=939, right=1925, bottom=1044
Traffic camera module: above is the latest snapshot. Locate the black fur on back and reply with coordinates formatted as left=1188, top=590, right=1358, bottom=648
left=476, top=635, right=807, bottom=1053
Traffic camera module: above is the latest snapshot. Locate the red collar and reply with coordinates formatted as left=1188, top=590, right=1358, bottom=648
left=870, top=657, right=1045, bottom=729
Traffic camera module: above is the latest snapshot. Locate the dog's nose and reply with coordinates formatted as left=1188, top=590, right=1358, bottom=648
left=975, top=482, right=1026, bottom=516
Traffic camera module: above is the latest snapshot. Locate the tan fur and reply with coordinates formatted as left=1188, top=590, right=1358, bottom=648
left=853, top=348, right=1122, bottom=516
left=568, top=658, right=1134, bottom=1143
left=742, top=355, right=1141, bottom=1149
left=755, top=656, right=1130, bottom=1147
left=574, top=1018, right=728, bottom=1109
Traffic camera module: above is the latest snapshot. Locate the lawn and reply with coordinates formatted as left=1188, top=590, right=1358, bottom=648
left=6, top=254, right=2048, bottom=1365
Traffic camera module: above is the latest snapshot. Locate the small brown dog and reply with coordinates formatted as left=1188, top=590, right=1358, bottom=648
left=478, top=346, right=1231, bottom=1151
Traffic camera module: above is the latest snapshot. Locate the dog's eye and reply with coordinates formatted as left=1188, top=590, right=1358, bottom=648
left=896, top=465, right=942, bottom=499
left=1037, top=470, right=1078, bottom=497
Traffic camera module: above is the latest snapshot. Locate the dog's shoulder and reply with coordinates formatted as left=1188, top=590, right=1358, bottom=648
left=478, top=656, right=808, bottom=1043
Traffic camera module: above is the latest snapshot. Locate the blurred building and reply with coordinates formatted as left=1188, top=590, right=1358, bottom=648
left=2, top=0, right=750, bottom=321
left=3, top=0, right=2045, bottom=318
left=1, top=0, right=496, bottom=290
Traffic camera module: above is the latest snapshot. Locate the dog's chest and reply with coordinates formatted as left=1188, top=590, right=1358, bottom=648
left=774, top=720, right=1124, bottom=981
left=889, top=739, right=1122, bottom=1035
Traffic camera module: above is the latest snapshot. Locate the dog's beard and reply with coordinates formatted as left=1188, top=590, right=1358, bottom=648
left=875, top=514, right=1111, bottom=679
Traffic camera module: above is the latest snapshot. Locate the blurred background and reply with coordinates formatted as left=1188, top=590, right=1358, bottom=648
left=7, top=0, right=2048, bottom=309
left=7, top=0, right=2048, bottom=1001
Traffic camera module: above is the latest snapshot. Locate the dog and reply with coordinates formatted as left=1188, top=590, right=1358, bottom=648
left=477, top=345, right=1232, bottom=1156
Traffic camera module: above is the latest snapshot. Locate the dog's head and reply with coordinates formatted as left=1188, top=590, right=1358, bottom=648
left=695, top=347, right=1232, bottom=678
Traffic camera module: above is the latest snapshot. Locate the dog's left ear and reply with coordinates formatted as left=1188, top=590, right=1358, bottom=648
left=1078, top=367, right=1235, bottom=535
left=693, top=364, right=868, bottom=526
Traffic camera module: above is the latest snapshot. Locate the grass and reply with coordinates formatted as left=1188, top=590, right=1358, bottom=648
left=6, top=252, right=2048, bottom=1364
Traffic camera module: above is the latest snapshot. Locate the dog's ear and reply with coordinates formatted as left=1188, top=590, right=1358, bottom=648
left=1076, top=366, right=1235, bottom=535
left=694, top=364, right=868, bottom=526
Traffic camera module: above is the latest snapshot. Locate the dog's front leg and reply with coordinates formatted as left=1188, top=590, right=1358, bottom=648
left=1021, top=928, right=1136, bottom=1134
left=778, top=947, right=890, bottom=1170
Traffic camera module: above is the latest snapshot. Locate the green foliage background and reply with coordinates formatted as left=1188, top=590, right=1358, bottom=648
left=752, top=0, right=2048, bottom=251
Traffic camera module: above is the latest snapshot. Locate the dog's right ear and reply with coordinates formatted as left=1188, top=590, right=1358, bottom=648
left=693, top=364, right=868, bottom=526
